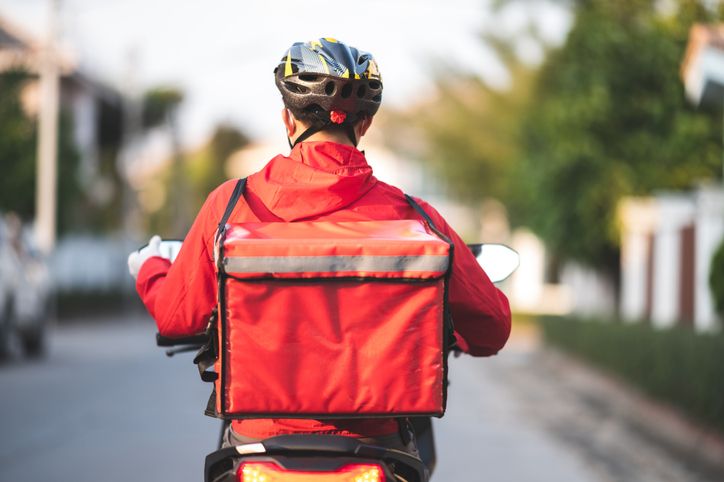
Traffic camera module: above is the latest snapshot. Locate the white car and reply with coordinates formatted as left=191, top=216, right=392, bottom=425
left=0, top=214, right=52, bottom=359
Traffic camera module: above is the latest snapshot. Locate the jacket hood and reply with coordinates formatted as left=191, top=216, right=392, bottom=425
left=248, top=141, right=377, bottom=221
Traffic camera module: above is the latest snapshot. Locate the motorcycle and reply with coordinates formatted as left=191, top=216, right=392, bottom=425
left=151, top=240, right=519, bottom=482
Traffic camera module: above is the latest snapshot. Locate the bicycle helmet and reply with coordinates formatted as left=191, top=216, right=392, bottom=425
left=274, top=38, right=383, bottom=147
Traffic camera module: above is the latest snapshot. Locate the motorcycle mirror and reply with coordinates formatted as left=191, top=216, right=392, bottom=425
left=467, top=244, right=519, bottom=283
left=157, top=239, right=183, bottom=262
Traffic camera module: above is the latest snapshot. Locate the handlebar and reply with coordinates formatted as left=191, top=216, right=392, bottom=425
left=156, top=332, right=209, bottom=347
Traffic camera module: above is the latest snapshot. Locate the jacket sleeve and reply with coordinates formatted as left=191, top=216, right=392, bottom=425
left=415, top=198, right=512, bottom=356
left=135, top=190, right=221, bottom=337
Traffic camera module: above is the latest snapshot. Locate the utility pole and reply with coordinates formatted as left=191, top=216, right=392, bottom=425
left=35, top=0, right=60, bottom=253
left=119, top=48, right=142, bottom=240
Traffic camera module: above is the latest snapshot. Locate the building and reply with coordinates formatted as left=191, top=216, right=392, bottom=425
left=0, top=15, right=123, bottom=200
left=619, top=186, right=724, bottom=332
left=1, top=15, right=128, bottom=295
left=681, top=23, right=724, bottom=107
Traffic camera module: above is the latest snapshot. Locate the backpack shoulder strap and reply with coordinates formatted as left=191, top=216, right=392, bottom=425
left=405, top=192, right=456, bottom=413
left=216, top=178, right=247, bottom=241
left=405, top=194, right=453, bottom=247
left=404, top=194, right=437, bottom=230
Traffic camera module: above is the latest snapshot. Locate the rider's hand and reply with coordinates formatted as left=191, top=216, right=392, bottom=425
left=128, top=235, right=162, bottom=280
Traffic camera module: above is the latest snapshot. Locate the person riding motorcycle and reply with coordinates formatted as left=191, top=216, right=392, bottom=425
left=128, top=38, right=511, bottom=455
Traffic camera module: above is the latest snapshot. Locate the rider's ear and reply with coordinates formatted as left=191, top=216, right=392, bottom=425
left=357, top=115, right=373, bottom=138
left=282, top=108, right=297, bottom=137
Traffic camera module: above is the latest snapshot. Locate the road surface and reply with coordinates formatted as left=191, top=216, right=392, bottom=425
left=0, top=314, right=719, bottom=481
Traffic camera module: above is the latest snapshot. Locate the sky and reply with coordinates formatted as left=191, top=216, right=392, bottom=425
left=0, top=0, right=571, bottom=146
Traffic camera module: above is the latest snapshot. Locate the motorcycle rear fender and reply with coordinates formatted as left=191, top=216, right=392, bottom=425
left=204, top=434, right=427, bottom=482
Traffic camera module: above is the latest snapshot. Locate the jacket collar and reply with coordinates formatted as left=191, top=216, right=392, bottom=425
left=249, top=141, right=377, bottom=221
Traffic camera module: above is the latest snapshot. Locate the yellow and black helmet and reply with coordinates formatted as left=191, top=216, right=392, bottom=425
left=274, top=38, right=383, bottom=146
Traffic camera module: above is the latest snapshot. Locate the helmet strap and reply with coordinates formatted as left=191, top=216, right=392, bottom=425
left=344, top=123, right=358, bottom=147
left=290, top=120, right=358, bottom=148
left=291, top=123, right=325, bottom=148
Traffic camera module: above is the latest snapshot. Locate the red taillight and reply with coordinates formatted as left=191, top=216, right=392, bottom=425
left=237, top=461, right=385, bottom=482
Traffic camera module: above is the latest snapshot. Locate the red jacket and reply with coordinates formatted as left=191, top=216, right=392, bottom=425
left=136, top=141, right=511, bottom=439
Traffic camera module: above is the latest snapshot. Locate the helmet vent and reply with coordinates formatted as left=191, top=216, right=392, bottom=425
left=372, top=94, right=382, bottom=102
left=369, top=80, right=381, bottom=90
left=325, top=82, right=336, bottom=96
left=340, top=84, right=353, bottom=99
left=357, top=85, right=366, bottom=98
left=299, top=74, right=319, bottom=82
left=284, top=82, right=309, bottom=94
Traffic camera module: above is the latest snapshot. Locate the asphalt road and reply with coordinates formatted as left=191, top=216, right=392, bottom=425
left=0, top=315, right=218, bottom=482
left=1, top=314, right=718, bottom=481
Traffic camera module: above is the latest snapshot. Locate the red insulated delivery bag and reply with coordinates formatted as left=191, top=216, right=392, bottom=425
left=211, top=179, right=453, bottom=419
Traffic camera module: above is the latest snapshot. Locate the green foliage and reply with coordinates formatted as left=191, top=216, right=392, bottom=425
left=710, top=239, right=724, bottom=321
left=141, top=85, right=189, bottom=237
left=517, top=0, right=722, bottom=269
left=145, top=123, right=249, bottom=235
left=540, top=316, right=724, bottom=433
left=0, top=71, right=35, bottom=218
left=142, top=87, right=184, bottom=128
left=77, top=99, right=126, bottom=233
left=379, top=56, right=535, bottom=205
left=189, top=124, right=250, bottom=202
left=0, top=71, right=81, bottom=234
left=385, top=1, right=723, bottom=272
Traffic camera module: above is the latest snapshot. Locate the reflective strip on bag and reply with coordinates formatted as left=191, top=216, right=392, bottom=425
left=223, top=254, right=449, bottom=275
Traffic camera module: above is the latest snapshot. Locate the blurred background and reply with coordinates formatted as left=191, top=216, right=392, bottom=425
left=1, top=0, right=724, bottom=481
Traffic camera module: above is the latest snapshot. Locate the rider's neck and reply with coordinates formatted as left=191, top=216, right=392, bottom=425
left=299, top=129, right=356, bottom=147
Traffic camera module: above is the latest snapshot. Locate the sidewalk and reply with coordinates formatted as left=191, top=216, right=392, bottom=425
left=501, top=322, right=724, bottom=481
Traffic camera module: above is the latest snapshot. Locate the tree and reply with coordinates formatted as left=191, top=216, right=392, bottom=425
left=516, top=0, right=723, bottom=272
left=379, top=60, right=535, bottom=206
left=378, top=2, right=560, bottom=217
left=142, top=86, right=190, bottom=237
left=0, top=70, right=81, bottom=234
left=142, top=87, right=184, bottom=129
left=378, top=0, right=724, bottom=276
left=186, top=124, right=249, bottom=207
left=0, top=71, right=36, bottom=219
left=144, top=123, right=249, bottom=235
left=711, top=239, right=724, bottom=322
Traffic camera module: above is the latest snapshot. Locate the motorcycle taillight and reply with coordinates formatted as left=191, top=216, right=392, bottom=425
left=237, top=461, right=385, bottom=482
